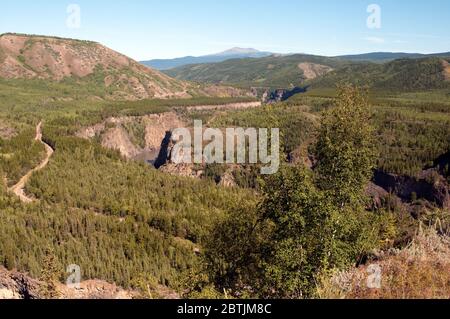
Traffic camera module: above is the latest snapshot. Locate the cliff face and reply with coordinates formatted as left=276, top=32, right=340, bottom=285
left=77, top=112, right=186, bottom=163
left=373, top=169, right=450, bottom=209
left=443, top=60, right=450, bottom=81
left=0, top=267, right=40, bottom=299
left=251, top=87, right=308, bottom=103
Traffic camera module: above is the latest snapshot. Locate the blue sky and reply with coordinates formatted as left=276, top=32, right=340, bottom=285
left=1, top=0, right=449, bottom=60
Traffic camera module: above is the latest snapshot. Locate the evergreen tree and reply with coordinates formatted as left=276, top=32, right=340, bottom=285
left=39, top=248, right=61, bottom=299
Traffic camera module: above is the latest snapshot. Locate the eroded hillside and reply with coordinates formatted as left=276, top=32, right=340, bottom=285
left=0, top=33, right=252, bottom=101
left=0, top=33, right=194, bottom=100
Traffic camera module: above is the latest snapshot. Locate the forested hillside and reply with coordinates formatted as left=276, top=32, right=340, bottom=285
left=311, top=57, right=450, bottom=91
left=165, top=54, right=345, bottom=88
left=288, top=89, right=450, bottom=176
left=166, top=53, right=450, bottom=93
left=0, top=34, right=449, bottom=300
left=1, top=125, right=256, bottom=289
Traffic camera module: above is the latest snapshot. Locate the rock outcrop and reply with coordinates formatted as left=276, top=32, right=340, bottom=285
left=252, top=87, right=308, bottom=103
left=101, top=126, right=142, bottom=159
left=0, top=267, right=40, bottom=299
left=77, top=112, right=186, bottom=163
left=297, top=62, right=333, bottom=80
left=0, top=267, right=136, bottom=299
left=443, top=60, right=450, bottom=81
left=218, top=170, right=237, bottom=188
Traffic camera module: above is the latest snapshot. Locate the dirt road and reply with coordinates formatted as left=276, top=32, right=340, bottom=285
left=8, top=122, right=54, bottom=203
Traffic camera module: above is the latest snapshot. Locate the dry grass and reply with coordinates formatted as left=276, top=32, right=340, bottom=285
left=317, top=227, right=450, bottom=299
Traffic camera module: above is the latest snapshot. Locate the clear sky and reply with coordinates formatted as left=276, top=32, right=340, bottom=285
left=1, top=0, right=449, bottom=60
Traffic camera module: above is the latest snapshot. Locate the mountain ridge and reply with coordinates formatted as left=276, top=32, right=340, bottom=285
left=165, top=51, right=450, bottom=91
left=141, top=47, right=273, bottom=70
left=336, top=51, right=450, bottom=62
left=164, top=53, right=347, bottom=88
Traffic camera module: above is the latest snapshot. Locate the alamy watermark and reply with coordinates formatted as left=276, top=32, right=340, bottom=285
left=367, top=4, right=382, bottom=29
left=66, top=4, right=81, bottom=29
left=66, top=264, right=81, bottom=289
left=367, top=264, right=382, bottom=289
left=171, top=120, right=280, bottom=175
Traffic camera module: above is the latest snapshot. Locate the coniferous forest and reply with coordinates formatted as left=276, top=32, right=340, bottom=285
left=0, top=25, right=449, bottom=301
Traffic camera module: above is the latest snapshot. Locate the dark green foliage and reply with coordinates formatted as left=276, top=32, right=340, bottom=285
left=199, top=201, right=265, bottom=297
left=0, top=77, right=256, bottom=127
left=167, top=53, right=449, bottom=93
left=203, top=164, right=228, bottom=184
left=315, top=86, right=377, bottom=205
left=289, top=89, right=450, bottom=176
left=211, top=104, right=318, bottom=156
left=27, top=133, right=253, bottom=243
left=258, top=166, right=381, bottom=298
left=375, top=107, right=450, bottom=175
left=0, top=199, right=197, bottom=288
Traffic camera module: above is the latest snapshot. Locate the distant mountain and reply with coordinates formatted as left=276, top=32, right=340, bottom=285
left=165, top=50, right=450, bottom=91
left=165, top=54, right=348, bottom=88
left=336, top=51, right=450, bottom=63
left=141, top=47, right=273, bottom=70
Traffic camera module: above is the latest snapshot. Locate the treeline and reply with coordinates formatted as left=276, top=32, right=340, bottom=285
left=375, top=107, right=450, bottom=176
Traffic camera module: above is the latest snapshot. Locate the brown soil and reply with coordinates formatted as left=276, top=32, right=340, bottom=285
left=0, top=267, right=136, bottom=299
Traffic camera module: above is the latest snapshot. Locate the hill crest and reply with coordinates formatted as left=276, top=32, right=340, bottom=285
left=0, top=33, right=191, bottom=100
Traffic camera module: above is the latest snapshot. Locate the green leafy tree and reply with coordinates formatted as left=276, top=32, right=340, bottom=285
left=315, top=85, right=377, bottom=207
left=202, top=86, right=384, bottom=298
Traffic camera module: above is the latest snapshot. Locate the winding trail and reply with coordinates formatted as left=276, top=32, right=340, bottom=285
left=8, top=122, right=54, bottom=203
